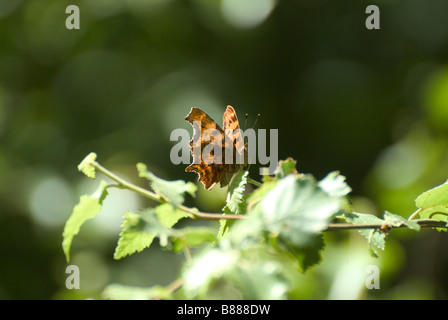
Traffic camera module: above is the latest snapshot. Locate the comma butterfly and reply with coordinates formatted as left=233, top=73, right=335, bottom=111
left=185, top=105, right=248, bottom=190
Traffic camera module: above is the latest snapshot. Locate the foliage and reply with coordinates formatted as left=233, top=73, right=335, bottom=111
left=62, top=180, right=108, bottom=262
left=415, top=181, right=448, bottom=225
left=62, top=153, right=448, bottom=299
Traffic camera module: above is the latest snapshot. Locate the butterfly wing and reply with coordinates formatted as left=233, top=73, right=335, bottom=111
left=184, top=106, right=247, bottom=190
left=184, top=107, right=228, bottom=190
left=222, top=105, right=245, bottom=154
left=222, top=106, right=247, bottom=176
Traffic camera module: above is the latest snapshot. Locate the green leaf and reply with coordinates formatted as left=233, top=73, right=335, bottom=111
left=292, top=235, right=325, bottom=272
left=114, top=204, right=188, bottom=259
left=259, top=174, right=336, bottom=271
left=114, top=211, right=156, bottom=260
left=172, top=227, right=217, bottom=252
left=137, top=162, right=197, bottom=207
left=62, top=180, right=108, bottom=262
left=261, top=157, right=299, bottom=183
left=217, top=214, right=233, bottom=240
left=383, top=211, right=420, bottom=231
left=343, top=212, right=386, bottom=257
left=366, top=229, right=385, bottom=257
left=219, top=171, right=249, bottom=239
left=275, top=157, right=298, bottom=178
left=261, top=175, right=340, bottom=247
left=231, top=260, right=288, bottom=300
left=140, top=210, right=180, bottom=247
left=226, top=212, right=265, bottom=250
left=155, top=203, right=189, bottom=227
left=182, top=248, right=288, bottom=299
left=223, top=170, right=248, bottom=214
left=272, top=233, right=325, bottom=273
left=77, top=152, right=97, bottom=179
left=102, top=283, right=173, bottom=300
left=318, top=171, right=351, bottom=198
left=182, top=248, right=239, bottom=298
left=415, top=181, right=448, bottom=224
left=245, top=179, right=278, bottom=213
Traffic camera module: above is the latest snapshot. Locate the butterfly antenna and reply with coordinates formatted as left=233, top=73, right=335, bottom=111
left=252, top=114, right=260, bottom=129
left=244, top=113, right=248, bottom=131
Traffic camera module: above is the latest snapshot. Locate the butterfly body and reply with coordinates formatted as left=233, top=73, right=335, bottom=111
left=185, top=105, right=247, bottom=190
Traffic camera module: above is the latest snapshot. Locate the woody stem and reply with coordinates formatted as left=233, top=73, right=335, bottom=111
left=87, top=160, right=448, bottom=228
left=247, top=177, right=262, bottom=187
left=91, top=160, right=163, bottom=203
left=90, top=159, right=245, bottom=220
left=324, top=219, right=446, bottom=231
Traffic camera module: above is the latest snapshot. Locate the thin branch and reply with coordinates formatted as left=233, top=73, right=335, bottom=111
left=408, top=208, right=421, bottom=220
left=247, top=177, right=262, bottom=187
left=165, top=278, right=183, bottom=293
left=178, top=207, right=245, bottom=220
left=90, top=159, right=244, bottom=221
left=150, top=278, right=184, bottom=300
left=324, top=219, right=447, bottom=231
left=88, top=159, right=447, bottom=230
left=92, top=160, right=163, bottom=203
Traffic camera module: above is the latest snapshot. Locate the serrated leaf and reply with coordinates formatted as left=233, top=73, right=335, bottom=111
left=114, top=211, right=156, bottom=260
left=245, top=180, right=278, bottom=213
left=286, top=235, right=325, bottom=272
left=415, top=181, right=448, bottom=224
left=275, top=157, right=298, bottom=178
left=182, top=248, right=239, bottom=298
left=366, top=229, right=386, bottom=257
left=232, top=260, right=288, bottom=299
left=219, top=171, right=249, bottom=238
left=261, top=157, right=299, bottom=183
left=415, top=180, right=448, bottom=208
left=343, top=212, right=386, bottom=257
left=62, top=180, right=108, bottom=262
left=318, top=171, right=352, bottom=198
left=217, top=213, right=234, bottom=240
left=218, top=200, right=249, bottom=239
left=182, top=248, right=288, bottom=299
left=77, top=152, right=97, bottom=179
left=223, top=170, right=248, bottom=214
left=102, top=283, right=173, bottom=300
left=114, top=204, right=188, bottom=259
left=137, top=162, right=196, bottom=207
left=155, top=203, right=189, bottom=227
left=139, top=213, right=177, bottom=248
left=226, top=211, right=265, bottom=249
left=172, top=227, right=217, bottom=252
left=383, top=211, right=420, bottom=231
left=261, top=175, right=340, bottom=247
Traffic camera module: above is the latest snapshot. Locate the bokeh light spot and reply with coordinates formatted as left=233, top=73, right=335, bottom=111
left=29, top=176, right=74, bottom=228
left=221, top=0, right=276, bottom=29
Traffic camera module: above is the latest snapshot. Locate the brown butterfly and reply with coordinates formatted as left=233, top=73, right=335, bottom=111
left=185, top=105, right=247, bottom=190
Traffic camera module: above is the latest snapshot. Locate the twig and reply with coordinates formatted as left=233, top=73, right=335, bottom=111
left=165, top=278, right=183, bottom=293
left=90, top=159, right=244, bottom=221
left=408, top=208, right=421, bottom=220
left=88, top=159, right=447, bottom=230
left=150, top=278, right=184, bottom=300
left=179, top=207, right=245, bottom=220
left=92, top=160, right=163, bottom=203
left=247, top=177, right=262, bottom=187
left=324, top=219, right=447, bottom=231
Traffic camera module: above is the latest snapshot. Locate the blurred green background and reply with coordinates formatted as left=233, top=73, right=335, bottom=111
left=1, top=0, right=448, bottom=299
